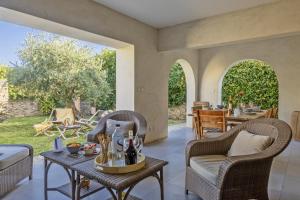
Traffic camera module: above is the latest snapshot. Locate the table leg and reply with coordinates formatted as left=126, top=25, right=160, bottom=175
left=71, top=170, right=76, bottom=200
left=106, top=187, right=117, bottom=200
left=117, top=190, right=123, bottom=200
left=75, top=174, right=81, bottom=200
left=44, top=159, right=48, bottom=200
left=160, top=169, right=164, bottom=200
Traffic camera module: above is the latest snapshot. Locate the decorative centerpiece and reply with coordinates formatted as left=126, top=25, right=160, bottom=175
left=94, top=153, right=146, bottom=174
left=94, top=130, right=145, bottom=174
left=96, top=133, right=110, bottom=164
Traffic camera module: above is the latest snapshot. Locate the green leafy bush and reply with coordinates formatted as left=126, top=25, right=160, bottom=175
left=8, top=85, right=29, bottom=100
left=94, top=49, right=116, bottom=110
left=0, top=65, right=9, bottom=80
left=222, top=60, right=279, bottom=109
left=37, top=96, right=56, bottom=114
left=168, top=63, right=186, bottom=107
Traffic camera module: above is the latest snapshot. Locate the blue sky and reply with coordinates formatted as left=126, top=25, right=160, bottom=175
left=0, top=21, right=108, bottom=66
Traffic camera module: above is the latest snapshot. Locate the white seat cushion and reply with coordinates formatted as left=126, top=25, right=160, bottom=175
left=228, top=130, right=273, bottom=157
left=0, top=146, right=29, bottom=170
left=190, top=155, right=227, bottom=185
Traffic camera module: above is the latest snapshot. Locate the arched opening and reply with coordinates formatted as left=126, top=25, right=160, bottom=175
left=220, top=59, right=279, bottom=110
left=168, top=59, right=195, bottom=128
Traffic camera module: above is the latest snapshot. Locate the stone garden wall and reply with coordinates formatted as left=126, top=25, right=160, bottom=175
left=0, top=79, right=41, bottom=118
left=0, top=80, right=8, bottom=103
left=6, top=100, right=40, bottom=117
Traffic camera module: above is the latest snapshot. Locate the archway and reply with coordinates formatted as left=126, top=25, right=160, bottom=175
left=168, top=59, right=195, bottom=127
left=219, top=59, right=279, bottom=110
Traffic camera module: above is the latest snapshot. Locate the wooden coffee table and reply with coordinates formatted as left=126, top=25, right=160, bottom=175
left=71, top=157, right=168, bottom=200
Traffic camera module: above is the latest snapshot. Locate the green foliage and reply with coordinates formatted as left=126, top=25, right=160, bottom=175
left=0, top=65, right=27, bottom=100
left=94, top=49, right=116, bottom=109
left=36, top=96, right=56, bottom=114
left=9, top=34, right=112, bottom=112
left=222, top=60, right=279, bottom=109
left=8, top=85, right=29, bottom=100
left=0, top=64, right=9, bottom=79
left=168, top=63, right=186, bottom=107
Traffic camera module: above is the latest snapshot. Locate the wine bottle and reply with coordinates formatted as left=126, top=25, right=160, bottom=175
left=111, top=124, right=121, bottom=161
left=125, top=137, right=137, bottom=165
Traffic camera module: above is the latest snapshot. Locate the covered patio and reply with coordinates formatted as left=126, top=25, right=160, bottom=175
left=3, top=125, right=300, bottom=200
left=1, top=0, right=300, bottom=199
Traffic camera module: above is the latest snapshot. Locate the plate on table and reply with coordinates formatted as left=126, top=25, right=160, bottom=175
left=80, top=147, right=101, bottom=156
left=244, top=112, right=256, bottom=115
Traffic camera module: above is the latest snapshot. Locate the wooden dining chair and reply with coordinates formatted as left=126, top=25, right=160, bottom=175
left=198, top=110, right=227, bottom=136
left=272, top=107, right=278, bottom=118
left=193, top=101, right=210, bottom=109
left=265, top=108, right=273, bottom=118
left=192, top=109, right=202, bottom=139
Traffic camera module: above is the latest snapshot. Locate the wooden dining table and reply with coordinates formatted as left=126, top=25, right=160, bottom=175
left=225, top=111, right=267, bottom=122
left=188, top=107, right=267, bottom=123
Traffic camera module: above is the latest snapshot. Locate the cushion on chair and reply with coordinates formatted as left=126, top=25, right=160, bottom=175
left=106, top=119, right=134, bottom=138
left=0, top=146, right=29, bottom=170
left=190, top=155, right=227, bottom=184
left=228, top=130, right=273, bottom=157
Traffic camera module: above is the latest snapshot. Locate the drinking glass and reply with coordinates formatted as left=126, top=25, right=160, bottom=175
left=133, top=135, right=139, bottom=149
left=136, top=138, right=143, bottom=153
left=123, top=138, right=129, bottom=151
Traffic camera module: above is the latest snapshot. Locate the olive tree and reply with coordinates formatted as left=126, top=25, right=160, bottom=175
left=9, top=34, right=111, bottom=113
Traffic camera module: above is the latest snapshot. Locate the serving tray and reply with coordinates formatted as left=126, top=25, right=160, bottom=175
left=94, top=153, right=146, bottom=174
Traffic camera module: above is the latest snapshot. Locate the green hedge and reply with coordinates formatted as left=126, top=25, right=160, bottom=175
left=222, top=60, right=278, bottom=109
left=168, top=63, right=186, bottom=107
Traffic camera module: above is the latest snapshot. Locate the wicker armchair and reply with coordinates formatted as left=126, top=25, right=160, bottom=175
left=0, top=144, right=33, bottom=197
left=87, top=110, right=147, bottom=143
left=185, top=118, right=292, bottom=200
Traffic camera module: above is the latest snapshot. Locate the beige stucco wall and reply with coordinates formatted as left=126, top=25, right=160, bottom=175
left=199, top=35, right=300, bottom=123
left=159, top=0, right=300, bottom=51
left=0, top=0, right=199, bottom=143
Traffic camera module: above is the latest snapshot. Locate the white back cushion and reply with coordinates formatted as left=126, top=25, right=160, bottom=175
left=228, top=130, right=273, bottom=157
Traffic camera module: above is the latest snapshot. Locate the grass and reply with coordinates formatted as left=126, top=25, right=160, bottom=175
left=0, top=116, right=185, bottom=156
left=168, top=119, right=186, bottom=125
left=0, top=116, right=86, bottom=156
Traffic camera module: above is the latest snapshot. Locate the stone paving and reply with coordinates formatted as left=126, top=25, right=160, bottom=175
left=3, top=124, right=300, bottom=200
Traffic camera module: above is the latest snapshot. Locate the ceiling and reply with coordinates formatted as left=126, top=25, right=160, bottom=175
left=94, top=0, right=279, bottom=28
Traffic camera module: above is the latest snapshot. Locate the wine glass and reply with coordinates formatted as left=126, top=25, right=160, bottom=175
left=136, top=138, right=143, bottom=153
left=123, top=138, right=129, bottom=151
left=133, top=135, right=139, bottom=148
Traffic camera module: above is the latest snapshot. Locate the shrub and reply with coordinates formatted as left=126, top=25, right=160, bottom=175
left=168, top=63, right=186, bottom=107
left=0, top=65, right=9, bottom=80
left=37, top=96, right=56, bottom=114
left=222, top=60, right=279, bottom=109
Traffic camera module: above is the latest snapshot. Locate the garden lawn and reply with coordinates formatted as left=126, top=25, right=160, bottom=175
left=168, top=119, right=186, bottom=125
left=0, top=116, right=86, bottom=156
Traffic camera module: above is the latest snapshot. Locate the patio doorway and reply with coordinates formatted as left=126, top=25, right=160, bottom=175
left=0, top=8, right=135, bottom=155
left=168, top=59, right=195, bottom=127
left=219, top=59, right=279, bottom=110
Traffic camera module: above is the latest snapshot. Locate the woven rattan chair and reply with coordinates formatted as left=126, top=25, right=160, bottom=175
left=185, top=118, right=292, bottom=200
left=87, top=110, right=147, bottom=143
left=0, top=144, right=33, bottom=197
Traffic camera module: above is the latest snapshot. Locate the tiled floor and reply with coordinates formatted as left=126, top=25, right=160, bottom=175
left=3, top=124, right=300, bottom=200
